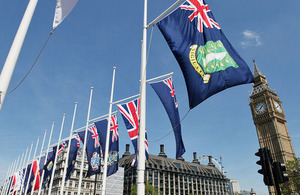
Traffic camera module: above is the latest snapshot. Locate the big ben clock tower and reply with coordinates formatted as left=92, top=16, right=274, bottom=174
left=249, top=60, right=296, bottom=164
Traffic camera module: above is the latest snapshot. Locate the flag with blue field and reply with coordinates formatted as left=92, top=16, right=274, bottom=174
left=157, top=0, right=254, bottom=109
left=95, top=114, right=119, bottom=176
left=150, top=77, right=185, bottom=159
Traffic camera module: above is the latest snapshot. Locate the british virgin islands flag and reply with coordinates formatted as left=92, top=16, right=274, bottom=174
left=157, top=0, right=254, bottom=109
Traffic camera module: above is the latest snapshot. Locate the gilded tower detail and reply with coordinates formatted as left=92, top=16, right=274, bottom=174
left=249, top=61, right=296, bottom=164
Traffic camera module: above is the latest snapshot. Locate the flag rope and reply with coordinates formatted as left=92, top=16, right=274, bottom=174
left=5, top=29, right=55, bottom=95
left=148, top=108, right=190, bottom=143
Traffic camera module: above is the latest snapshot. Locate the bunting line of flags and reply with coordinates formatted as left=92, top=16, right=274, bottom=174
left=2, top=0, right=255, bottom=194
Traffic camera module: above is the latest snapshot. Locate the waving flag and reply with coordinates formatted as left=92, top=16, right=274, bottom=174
left=26, top=160, right=40, bottom=193
left=95, top=114, right=119, bottom=176
left=53, top=0, right=78, bottom=29
left=150, top=77, right=186, bottom=159
left=22, top=163, right=32, bottom=194
left=117, top=98, right=148, bottom=166
left=42, top=141, right=67, bottom=188
left=42, top=150, right=55, bottom=189
left=157, top=0, right=254, bottom=109
left=65, top=136, right=81, bottom=180
left=78, top=126, right=101, bottom=177
left=11, top=170, right=22, bottom=194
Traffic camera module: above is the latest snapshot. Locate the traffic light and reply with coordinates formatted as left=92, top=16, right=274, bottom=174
left=255, top=148, right=273, bottom=186
left=272, top=161, right=289, bottom=184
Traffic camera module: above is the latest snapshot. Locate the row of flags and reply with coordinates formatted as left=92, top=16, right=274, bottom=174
left=3, top=0, right=255, bottom=193
left=3, top=75, right=185, bottom=194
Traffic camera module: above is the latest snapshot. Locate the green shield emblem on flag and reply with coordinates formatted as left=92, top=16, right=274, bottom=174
left=197, top=40, right=238, bottom=73
left=189, top=41, right=238, bottom=83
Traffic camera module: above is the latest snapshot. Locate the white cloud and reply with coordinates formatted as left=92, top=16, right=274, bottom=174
left=241, top=30, right=262, bottom=47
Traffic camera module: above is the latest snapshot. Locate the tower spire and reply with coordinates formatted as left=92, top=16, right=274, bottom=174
left=252, top=58, right=264, bottom=78
left=250, top=60, right=276, bottom=96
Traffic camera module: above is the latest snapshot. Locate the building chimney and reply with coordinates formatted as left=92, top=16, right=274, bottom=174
left=158, top=144, right=167, bottom=158
left=192, top=152, right=200, bottom=164
left=250, top=188, right=256, bottom=195
left=122, top=144, right=130, bottom=157
left=208, top=155, right=215, bottom=167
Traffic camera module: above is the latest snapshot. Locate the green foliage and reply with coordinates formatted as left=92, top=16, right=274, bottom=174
left=280, top=158, right=300, bottom=194
left=131, top=185, right=137, bottom=195
left=131, top=181, right=160, bottom=195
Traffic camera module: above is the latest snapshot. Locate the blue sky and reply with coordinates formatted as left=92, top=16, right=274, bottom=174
left=0, top=0, right=300, bottom=194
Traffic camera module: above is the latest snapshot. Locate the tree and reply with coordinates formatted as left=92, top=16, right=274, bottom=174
left=131, top=181, right=160, bottom=195
left=281, top=158, right=300, bottom=194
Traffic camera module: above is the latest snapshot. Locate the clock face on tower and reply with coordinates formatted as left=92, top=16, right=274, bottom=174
left=255, top=102, right=267, bottom=114
left=274, top=101, right=282, bottom=113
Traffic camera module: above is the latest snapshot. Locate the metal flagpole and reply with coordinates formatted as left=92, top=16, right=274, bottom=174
left=25, top=137, right=40, bottom=195
left=101, top=67, right=116, bottom=195
left=12, top=155, right=21, bottom=193
left=15, top=151, right=25, bottom=194
left=147, top=0, right=184, bottom=28
left=48, top=114, right=66, bottom=195
left=1, top=164, right=11, bottom=195
left=7, top=154, right=21, bottom=194
left=18, top=152, right=25, bottom=173
left=4, top=159, right=16, bottom=195
left=38, top=122, right=55, bottom=195
left=18, top=147, right=29, bottom=194
left=146, top=72, right=174, bottom=83
left=93, top=175, right=97, bottom=195
left=2, top=160, right=15, bottom=195
left=137, top=0, right=148, bottom=193
left=1, top=165, right=11, bottom=195
left=19, top=142, right=33, bottom=195
left=60, top=102, right=78, bottom=195
left=77, top=87, right=94, bottom=194
left=31, top=130, right=47, bottom=195
left=0, top=0, right=39, bottom=111
left=15, top=153, right=22, bottom=174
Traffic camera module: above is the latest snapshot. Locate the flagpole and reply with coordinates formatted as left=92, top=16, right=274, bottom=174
left=101, top=67, right=116, bottom=195
left=18, top=151, right=25, bottom=173
left=1, top=165, right=11, bottom=195
left=60, top=102, right=78, bottom=195
left=147, top=0, right=184, bottom=28
left=48, top=114, right=66, bottom=195
left=4, top=159, right=16, bottom=195
left=18, top=147, right=29, bottom=194
left=14, top=151, right=25, bottom=193
left=25, top=137, right=40, bottom=195
left=0, top=0, right=39, bottom=111
left=31, top=130, right=47, bottom=195
left=137, top=0, right=148, bottom=194
left=13, top=154, right=21, bottom=193
left=4, top=160, right=16, bottom=194
left=146, top=72, right=174, bottom=83
left=78, top=87, right=94, bottom=195
left=10, top=154, right=21, bottom=193
left=19, top=142, right=33, bottom=195
left=1, top=164, right=11, bottom=195
left=3, top=158, right=17, bottom=195
left=15, top=153, right=22, bottom=174
left=38, top=123, right=55, bottom=195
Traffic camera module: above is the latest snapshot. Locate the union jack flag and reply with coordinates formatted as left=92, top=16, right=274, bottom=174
left=117, top=98, right=148, bottom=159
left=117, top=98, right=140, bottom=145
left=180, top=0, right=220, bottom=33
left=88, top=126, right=100, bottom=148
left=163, top=77, right=178, bottom=108
left=58, top=141, right=68, bottom=154
left=108, top=114, right=119, bottom=142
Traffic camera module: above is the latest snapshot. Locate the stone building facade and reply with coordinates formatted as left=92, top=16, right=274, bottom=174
left=119, top=144, right=229, bottom=195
